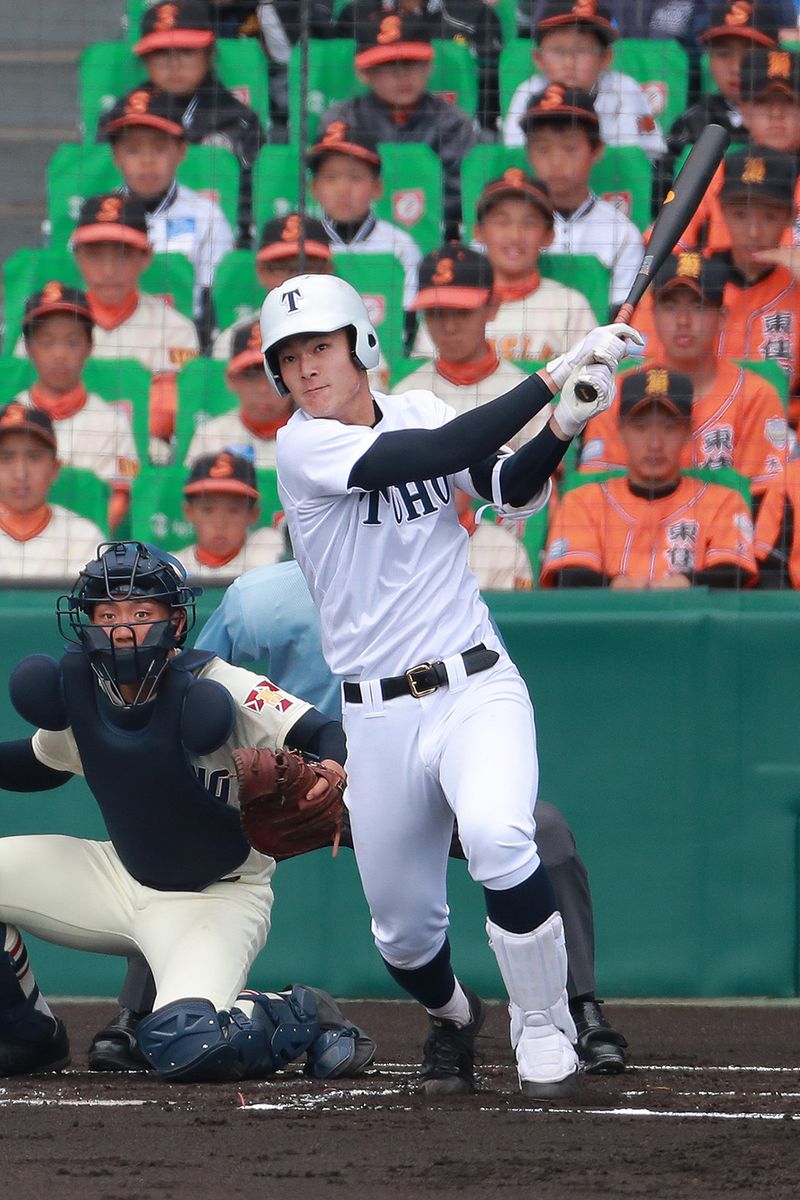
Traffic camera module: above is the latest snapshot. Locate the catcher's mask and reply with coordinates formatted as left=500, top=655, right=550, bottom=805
left=57, top=541, right=201, bottom=706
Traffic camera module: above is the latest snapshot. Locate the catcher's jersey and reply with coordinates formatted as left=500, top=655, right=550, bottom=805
left=540, top=475, right=757, bottom=585
left=277, top=388, right=536, bottom=680
left=14, top=389, right=139, bottom=487
left=0, top=504, right=105, bottom=581
left=31, top=657, right=311, bottom=808
left=580, top=360, right=788, bottom=495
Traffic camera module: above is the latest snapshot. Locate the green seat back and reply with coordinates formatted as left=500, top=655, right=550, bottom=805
left=498, top=40, right=534, bottom=120
left=3, top=246, right=194, bottom=351
left=253, top=142, right=443, bottom=255
left=47, top=142, right=239, bottom=246
left=131, top=463, right=281, bottom=551
left=175, top=359, right=239, bottom=464
left=289, top=38, right=477, bottom=146
left=736, top=359, right=790, bottom=407
left=332, top=253, right=406, bottom=367
left=0, top=357, right=35, bottom=402
left=460, top=143, right=528, bottom=233
left=493, top=0, right=519, bottom=43
left=211, top=249, right=262, bottom=334
left=49, top=466, right=111, bottom=534
left=79, top=38, right=270, bottom=139
left=539, top=254, right=610, bottom=324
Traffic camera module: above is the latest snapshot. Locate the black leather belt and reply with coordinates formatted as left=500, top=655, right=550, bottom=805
left=343, top=644, right=500, bottom=704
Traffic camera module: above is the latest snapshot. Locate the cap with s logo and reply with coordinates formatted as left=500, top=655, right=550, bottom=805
left=183, top=450, right=260, bottom=500
left=134, top=0, right=215, bottom=57
left=0, top=402, right=57, bottom=451
left=700, top=1, right=779, bottom=48
left=476, top=170, right=554, bottom=222
left=519, top=86, right=600, bottom=135
left=22, top=282, right=94, bottom=333
left=349, top=2, right=434, bottom=70
left=99, top=84, right=186, bottom=140
left=257, top=214, right=331, bottom=264
left=70, top=193, right=150, bottom=252
left=411, top=243, right=494, bottom=311
left=307, top=121, right=382, bottom=171
left=535, top=0, right=618, bottom=46
left=228, top=321, right=267, bottom=376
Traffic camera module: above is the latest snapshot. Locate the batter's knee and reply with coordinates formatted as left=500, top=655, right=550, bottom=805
left=535, top=802, right=578, bottom=870
left=456, top=814, right=539, bottom=890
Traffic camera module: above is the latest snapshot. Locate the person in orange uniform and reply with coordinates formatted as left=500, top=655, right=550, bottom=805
left=581, top=252, right=789, bottom=502
left=754, top=458, right=800, bottom=586
left=541, top=367, right=758, bottom=588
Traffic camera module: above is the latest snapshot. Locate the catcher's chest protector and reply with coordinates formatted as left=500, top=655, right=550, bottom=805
left=60, top=649, right=251, bottom=891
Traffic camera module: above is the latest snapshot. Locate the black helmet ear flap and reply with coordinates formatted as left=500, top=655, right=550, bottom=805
left=10, top=655, right=68, bottom=730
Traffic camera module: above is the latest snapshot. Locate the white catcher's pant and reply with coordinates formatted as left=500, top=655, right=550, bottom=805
left=343, top=655, right=541, bottom=970
left=0, top=836, right=274, bottom=1010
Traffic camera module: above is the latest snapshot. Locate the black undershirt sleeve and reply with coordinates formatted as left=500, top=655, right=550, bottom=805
left=348, top=373, right=555, bottom=492
left=285, top=709, right=347, bottom=767
left=0, top=738, right=73, bottom=792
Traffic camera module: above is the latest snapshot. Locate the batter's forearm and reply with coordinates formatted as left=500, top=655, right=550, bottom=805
left=0, top=738, right=73, bottom=792
left=495, top=422, right=571, bottom=508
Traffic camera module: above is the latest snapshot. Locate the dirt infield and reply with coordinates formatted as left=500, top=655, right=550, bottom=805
left=3, top=1000, right=799, bottom=1200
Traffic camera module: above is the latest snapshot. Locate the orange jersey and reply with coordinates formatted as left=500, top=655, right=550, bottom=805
left=754, top=458, right=800, bottom=584
left=580, top=359, right=788, bottom=495
left=680, top=163, right=799, bottom=255
left=540, top=474, right=757, bottom=586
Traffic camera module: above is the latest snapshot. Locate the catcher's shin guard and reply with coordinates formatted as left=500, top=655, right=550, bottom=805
left=227, top=986, right=320, bottom=1078
left=487, top=913, right=580, bottom=1100
left=289, top=985, right=377, bottom=1079
left=136, top=998, right=241, bottom=1081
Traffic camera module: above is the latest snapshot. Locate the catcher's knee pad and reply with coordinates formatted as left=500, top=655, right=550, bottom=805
left=290, top=984, right=377, bottom=1080
left=227, top=986, right=320, bottom=1078
left=136, top=998, right=240, bottom=1082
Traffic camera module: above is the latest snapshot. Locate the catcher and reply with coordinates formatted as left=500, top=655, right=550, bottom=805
left=0, top=540, right=373, bottom=1082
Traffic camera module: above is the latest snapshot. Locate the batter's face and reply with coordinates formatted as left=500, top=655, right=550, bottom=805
left=707, top=36, right=751, bottom=103
left=25, top=315, right=92, bottom=393
left=256, top=256, right=332, bottom=292
left=739, top=94, right=800, bottom=152
left=534, top=28, right=612, bottom=92
left=424, top=306, right=491, bottom=363
left=183, top=493, right=258, bottom=558
left=0, top=432, right=59, bottom=514
left=75, top=241, right=153, bottom=306
left=525, top=126, right=602, bottom=212
left=620, top=407, right=690, bottom=487
left=228, top=366, right=293, bottom=424
left=143, top=47, right=213, bottom=96
left=89, top=597, right=174, bottom=648
left=112, top=127, right=187, bottom=200
left=720, top=197, right=793, bottom=280
left=653, top=289, right=725, bottom=370
left=276, top=330, right=374, bottom=424
left=311, top=154, right=382, bottom=224
left=359, top=59, right=432, bottom=109
left=475, top=197, right=553, bottom=281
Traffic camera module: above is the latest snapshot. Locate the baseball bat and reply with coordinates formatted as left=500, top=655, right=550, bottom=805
left=574, top=122, right=731, bottom=402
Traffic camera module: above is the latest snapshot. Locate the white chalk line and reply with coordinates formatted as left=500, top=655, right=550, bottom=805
left=0, top=1098, right=150, bottom=1107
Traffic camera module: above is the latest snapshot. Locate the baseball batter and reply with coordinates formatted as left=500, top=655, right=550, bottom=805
left=0, top=541, right=373, bottom=1082
left=262, top=274, right=641, bottom=1097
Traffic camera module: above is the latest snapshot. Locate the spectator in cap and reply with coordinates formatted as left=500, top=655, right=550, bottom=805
left=520, top=86, right=644, bottom=311
left=542, top=366, right=758, bottom=589
left=99, top=83, right=234, bottom=335
left=186, top=320, right=293, bottom=468
left=0, top=403, right=107, bottom=582
left=333, top=0, right=504, bottom=132
left=133, top=0, right=266, bottom=242
left=503, top=0, right=666, bottom=160
left=317, top=1, right=478, bottom=229
left=14, top=284, right=139, bottom=532
left=176, top=449, right=284, bottom=579
left=308, top=121, right=422, bottom=320
left=581, top=251, right=788, bottom=501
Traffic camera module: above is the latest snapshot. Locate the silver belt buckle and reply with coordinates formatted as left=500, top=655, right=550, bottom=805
left=405, top=662, right=437, bottom=698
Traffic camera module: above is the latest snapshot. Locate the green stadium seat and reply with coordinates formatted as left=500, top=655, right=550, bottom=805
left=289, top=38, right=477, bottom=146
left=253, top=142, right=443, bottom=254
left=459, top=143, right=528, bottom=233
left=211, top=250, right=262, bottom=335
left=175, top=359, right=239, bottom=464
left=49, top=466, right=111, bottom=535
left=46, top=143, right=240, bottom=247
left=493, top=0, right=520, bottom=44
left=539, top=255, right=610, bottom=324
left=130, top=463, right=281, bottom=552
left=3, top=246, right=194, bottom=351
left=0, top=357, right=35, bottom=402
left=332, top=253, right=406, bottom=367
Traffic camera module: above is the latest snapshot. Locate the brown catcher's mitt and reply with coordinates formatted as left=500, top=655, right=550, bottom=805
left=232, top=747, right=346, bottom=861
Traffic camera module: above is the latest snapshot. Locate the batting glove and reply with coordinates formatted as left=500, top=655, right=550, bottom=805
left=553, top=362, right=615, bottom=439
left=546, top=323, right=644, bottom=390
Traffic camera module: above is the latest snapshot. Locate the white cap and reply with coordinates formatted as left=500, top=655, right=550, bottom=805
left=259, top=274, right=381, bottom=395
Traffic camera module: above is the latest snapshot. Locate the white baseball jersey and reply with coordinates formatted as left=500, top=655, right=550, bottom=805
left=545, top=195, right=644, bottom=308
left=277, top=388, right=549, bottom=680
left=175, top=526, right=285, bottom=580
left=14, top=389, right=139, bottom=487
left=32, top=656, right=310, bottom=810
left=468, top=521, right=534, bottom=591
left=142, top=183, right=235, bottom=310
left=321, top=214, right=423, bottom=309
left=503, top=70, right=667, bottom=159
left=185, top=409, right=280, bottom=469
left=391, top=357, right=551, bottom=451
left=0, top=504, right=105, bottom=581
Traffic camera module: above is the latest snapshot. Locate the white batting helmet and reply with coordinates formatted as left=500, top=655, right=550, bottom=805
left=259, top=274, right=381, bottom=395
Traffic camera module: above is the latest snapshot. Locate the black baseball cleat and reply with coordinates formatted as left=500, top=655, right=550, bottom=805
left=87, top=1007, right=149, bottom=1072
left=0, top=1017, right=71, bottom=1077
left=418, top=987, right=486, bottom=1096
left=570, top=999, right=628, bottom=1075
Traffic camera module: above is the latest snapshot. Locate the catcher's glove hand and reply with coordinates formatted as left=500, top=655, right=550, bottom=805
left=232, top=747, right=346, bottom=862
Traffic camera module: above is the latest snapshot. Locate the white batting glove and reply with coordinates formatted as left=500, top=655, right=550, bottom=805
left=553, top=362, right=615, bottom=439
left=546, top=323, right=644, bottom=390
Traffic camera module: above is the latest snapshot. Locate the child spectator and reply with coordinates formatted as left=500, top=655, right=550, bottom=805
left=582, top=252, right=789, bottom=501
left=307, top=121, right=422, bottom=315
left=318, top=2, right=478, bottom=229
left=186, top=320, right=292, bottom=467
left=541, top=367, right=758, bottom=588
left=454, top=488, right=534, bottom=590
left=395, top=245, right=538, bottom=449
left=133, top=0, right=266, bottom=242
left=176, top=449, right=284, bottom=578
left=503, top=0, right=666, bottom=160
left=98, top=84, right=235, bottom=331
left=0, top=403, right=106, bottom=581
left=14, top=285, right=139, bottom=531
left=521, top=86, right=644, bottom=310
left=754, top=458, right=800, bottom=585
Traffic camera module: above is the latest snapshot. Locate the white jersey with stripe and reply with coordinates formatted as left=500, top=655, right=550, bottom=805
left=14, top=389, right=139, bottom=487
